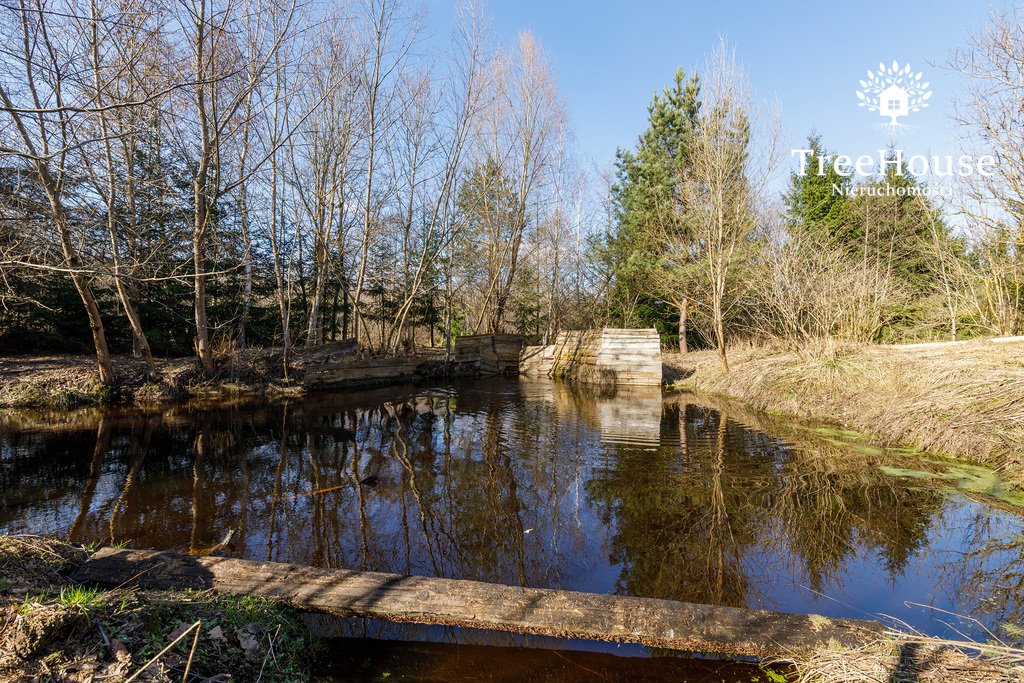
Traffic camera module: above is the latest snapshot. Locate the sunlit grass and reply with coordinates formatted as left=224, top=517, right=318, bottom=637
left=56, top=585, right=103, bottom=612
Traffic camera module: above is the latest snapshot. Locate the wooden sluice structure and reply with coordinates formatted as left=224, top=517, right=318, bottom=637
left=453, top=334, right=526, bottom=375
left=303, top=357, right=423, bottom=390
left=521, top=328, right=663, bottom=387
left=76, top=548, right=883, bottom=660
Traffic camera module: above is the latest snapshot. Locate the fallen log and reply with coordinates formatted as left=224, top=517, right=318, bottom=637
left=75, top=548, right=882, bottom=659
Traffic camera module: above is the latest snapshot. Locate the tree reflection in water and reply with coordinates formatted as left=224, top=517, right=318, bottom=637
left=0, top=377, right=1021, bottom=641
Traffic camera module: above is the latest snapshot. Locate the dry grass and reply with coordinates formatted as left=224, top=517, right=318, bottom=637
left=665, top=339, right=1024, bottom=484
left=791, top=635, right=1024, bottom=683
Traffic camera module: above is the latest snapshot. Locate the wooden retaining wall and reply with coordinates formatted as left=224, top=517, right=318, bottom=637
left=75, top=548, right=883, bottom=659
left=454, top=334, right=526, bottom=375
left=519, top=344, right=556, bottom=377
left=303, top=335, right=525, bottom=389
left=304, top=357, right=422, bottom=390
left=537, top=328, right=662, bottom=386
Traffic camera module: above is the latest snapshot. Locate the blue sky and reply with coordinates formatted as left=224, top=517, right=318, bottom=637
left=423, top=0, right=1008, bottom=192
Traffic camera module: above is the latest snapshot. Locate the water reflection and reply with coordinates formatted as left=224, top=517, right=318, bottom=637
left=1, top=378, right=1022, bottom=644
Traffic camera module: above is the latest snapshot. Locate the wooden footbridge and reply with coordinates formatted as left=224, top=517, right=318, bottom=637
left=76, top=548, right=883, bottom=659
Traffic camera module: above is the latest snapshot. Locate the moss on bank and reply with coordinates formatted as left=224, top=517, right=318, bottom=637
left=0, top=536, right=313, bottom=682
left=665, top=340, right=1024, bottom=485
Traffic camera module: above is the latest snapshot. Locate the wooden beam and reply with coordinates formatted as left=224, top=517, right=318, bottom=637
left=75, top=548, right=882, bottom=659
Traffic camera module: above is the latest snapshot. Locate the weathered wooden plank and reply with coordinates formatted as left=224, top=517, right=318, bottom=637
left=75, top=548, right=882, bottom=659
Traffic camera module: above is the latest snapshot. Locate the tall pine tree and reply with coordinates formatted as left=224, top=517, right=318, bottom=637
left=608, top=68, right=701, bottom=352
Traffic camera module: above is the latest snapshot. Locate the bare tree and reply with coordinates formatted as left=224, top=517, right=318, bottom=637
left=85, top=0, right=158, bottom=379
left=951, top=7, right=1024, bottom=336
left=172, top=0, right=297, bottom=375
left=350, top=0, right=415, bottom=346
left=291, top=15, right=360, bottom=347
left=386, top=0, right=488, bottom=351
left=686, top=41, right=776, bottom=371
left=0, top=0, right=116, bottom=382
left=467, top=32, right=562, bottom=334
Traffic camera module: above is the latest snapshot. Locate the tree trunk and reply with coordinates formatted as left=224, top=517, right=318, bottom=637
left=715, top=311, right=729, bottom=373
left=0, top=84, right=115, bottom=385
left=307, top=267, right=327, bottom=347
left=238, top=219, right=252, bottom=350
left=193, top=191, right=214, bottom=376
left=90, top=9, right=156, bottom=381
left=677, top=298, right=688, bottom=354
left=54, top=202, right=114, bottom=384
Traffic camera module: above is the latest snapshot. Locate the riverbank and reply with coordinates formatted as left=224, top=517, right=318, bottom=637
left=664, top=339, right=1024, bottom=485
left=0, top=346, right=469, bottom=410
left=0, top=352, right=304, bottom=410
left=0, top=535, right=312, bottom=681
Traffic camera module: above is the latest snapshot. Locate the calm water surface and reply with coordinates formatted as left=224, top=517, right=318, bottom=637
left=2, top=377, right=1023, bottom=676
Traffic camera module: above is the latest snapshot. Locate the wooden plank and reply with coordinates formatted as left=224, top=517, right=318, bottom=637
left=75, top=548, right=882, bottom=659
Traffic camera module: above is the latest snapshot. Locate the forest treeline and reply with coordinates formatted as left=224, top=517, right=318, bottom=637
left=1, top=0, right=595, bottom=382
left=2, top=0, right=1023, bottom=380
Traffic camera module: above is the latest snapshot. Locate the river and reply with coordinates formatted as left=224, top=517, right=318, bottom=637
left=2, top=377, right=1022, bottom=680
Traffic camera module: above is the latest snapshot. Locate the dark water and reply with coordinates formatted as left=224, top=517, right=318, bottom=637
left=2, top=378, right=1023, bottom=675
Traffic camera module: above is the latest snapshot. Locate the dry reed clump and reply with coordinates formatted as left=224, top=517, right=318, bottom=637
left=665, top=340, right=1024, bottom=482
left=791, top=636, right=1024, bottom=683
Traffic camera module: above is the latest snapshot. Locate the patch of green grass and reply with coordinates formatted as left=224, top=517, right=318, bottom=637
left=133, top=591, right=312, bottom=680
left=49, top=389, right=81, bottom=410
left=56, top=585, right=103, bottom=612
left=19, top=592, right=47, bottom=614
left=760, top=667, right=788, bottom=683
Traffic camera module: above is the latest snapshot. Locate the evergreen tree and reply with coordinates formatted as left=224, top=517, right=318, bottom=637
left=784, top=133, right=850, bottom=241
left=606, top=68, right=702, bottom=352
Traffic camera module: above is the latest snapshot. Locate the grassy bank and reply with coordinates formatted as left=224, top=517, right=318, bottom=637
left=789, top=637, right=1024, bottom=682
left=665, top=339, right=1024, bottom=485
left=0, top=535, right=313, bottom=682
left=0, top=352, right=303, bottom=410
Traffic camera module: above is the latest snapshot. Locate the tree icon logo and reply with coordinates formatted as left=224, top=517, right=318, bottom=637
left=856, top=61, right=931, bottom=126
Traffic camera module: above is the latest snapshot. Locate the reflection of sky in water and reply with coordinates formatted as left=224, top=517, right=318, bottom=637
left=1, top=377, right=1022, bottom=648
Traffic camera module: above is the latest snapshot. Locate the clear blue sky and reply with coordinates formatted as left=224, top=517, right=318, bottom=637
left=423, top=0, right=1008, bottom=191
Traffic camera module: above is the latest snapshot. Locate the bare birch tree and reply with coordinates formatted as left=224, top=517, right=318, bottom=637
left=172, top=0, right=297, bottom=375
left=951, top=7, right=1024, bottom=336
